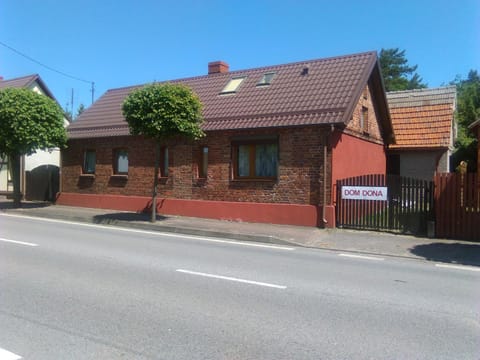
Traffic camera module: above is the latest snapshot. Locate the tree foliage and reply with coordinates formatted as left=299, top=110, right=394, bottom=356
left=76, top=103, right=86, bottom=119
left=64, top=103, right=86, bottom=122
left=0, top=88, right=67, bottom=156
left=122, top=83, right=204, bottom=141
left=450, top=70, right=480, bottom=172
left=122, top=83, right=204, bottom=221
left=379, top=48, right=427, bottom=91
left=0, top=87, right=67, bottom=205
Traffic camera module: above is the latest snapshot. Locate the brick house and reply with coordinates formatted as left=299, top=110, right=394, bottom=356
left=58, top=51, right=393, bottom=227
left=386, top=86, right=457, bottom=180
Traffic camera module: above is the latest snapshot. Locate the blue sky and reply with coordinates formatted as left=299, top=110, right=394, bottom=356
left=1, top=0, right=478, bottom=113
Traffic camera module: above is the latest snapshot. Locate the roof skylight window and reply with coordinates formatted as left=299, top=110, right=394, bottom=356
left=257, top=72, right=275, bottom=86
left=221, top=77, right=246, bottom=94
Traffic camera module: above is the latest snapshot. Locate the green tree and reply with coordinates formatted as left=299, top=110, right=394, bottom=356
left=0, top=88, right=67, bottom=206
left=122, top=83, right=204, bottom=222
left=76, top=103, right=85, bottom=119
left=64, top=103, right=86, bottom=122
left=451, top=70, right=480, bottom=172
left=379, top=48, right=427, bottom=91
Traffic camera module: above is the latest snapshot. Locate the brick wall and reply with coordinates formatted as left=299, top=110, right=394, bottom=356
left=346, top=85, right=384, bottom=144
left=62, top=135, right=157, bottom=197
left=62, top=126, right=331, bottom=206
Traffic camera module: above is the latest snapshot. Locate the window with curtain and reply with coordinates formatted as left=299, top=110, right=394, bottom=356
left=114, top=149, right=128, bottom=175
left=83, top=150, right=96, bottom=174
left=233, top=139, right=278, bottom=179
left=198, top=146, right=208, bottom=178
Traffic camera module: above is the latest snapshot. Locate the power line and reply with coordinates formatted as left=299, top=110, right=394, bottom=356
left=0, top=40, right=95, bottom=103
left=0, top=40, right=92, bottom=83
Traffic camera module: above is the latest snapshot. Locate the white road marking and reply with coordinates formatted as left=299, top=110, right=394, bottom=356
left=163, top=234, right=294, bottom=251
left=435, top=264, right=480, bottom=272
left=176, top=269, right=287, bottom=289
left=0, top=213, right=294, bottom=251
left=338, top=253, right=384, bottom=261
left=0, top=347, right=22, bottom=360
left=0, top=237, right=38, bottom=247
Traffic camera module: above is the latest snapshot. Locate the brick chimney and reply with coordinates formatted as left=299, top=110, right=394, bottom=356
left=208, top=61, right=229, bottom=74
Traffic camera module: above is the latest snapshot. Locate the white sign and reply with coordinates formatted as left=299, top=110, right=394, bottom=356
left=341, top=186, right=388, bottom=201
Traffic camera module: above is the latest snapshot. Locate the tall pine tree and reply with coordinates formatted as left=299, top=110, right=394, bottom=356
left=379, top=48, right=426, bottom=91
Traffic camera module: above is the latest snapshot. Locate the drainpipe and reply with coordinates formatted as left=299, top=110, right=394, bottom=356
left=322, top=142, right=328, bottom=225
left=322, top=124, right=335, bottom=225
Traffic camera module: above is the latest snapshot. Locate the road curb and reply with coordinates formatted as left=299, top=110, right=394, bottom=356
left=0, top=208, right=296, bottom=247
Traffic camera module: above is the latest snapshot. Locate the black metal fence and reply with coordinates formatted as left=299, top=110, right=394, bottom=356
left=336, top=174, right=434, bottom=235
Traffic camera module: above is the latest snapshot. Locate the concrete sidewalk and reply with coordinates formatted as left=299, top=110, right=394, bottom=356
left=1, top=198, right=479, bottom=266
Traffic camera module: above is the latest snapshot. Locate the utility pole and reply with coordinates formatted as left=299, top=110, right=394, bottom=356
left=91, top=82, right=95, bottom=104
left=70, top=88, right=74, bottom=118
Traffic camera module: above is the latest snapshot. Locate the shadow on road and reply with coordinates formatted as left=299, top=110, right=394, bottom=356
left=92, top=212, right=168, bottom=224
left=410, top=242, right=480, bottom=267
left=0, top=199, right=51, bottom=210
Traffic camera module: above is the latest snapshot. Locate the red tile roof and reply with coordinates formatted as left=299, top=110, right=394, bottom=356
left=0, top=74, right=38, bottom=89
left=387, top=86, right=456, bottom=149
left=0, top=74, right=58, bottom=102
left=68, top=51, right=392, bottom=140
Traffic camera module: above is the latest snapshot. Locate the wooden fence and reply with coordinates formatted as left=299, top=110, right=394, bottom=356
left=336, top=174, right=434, bottom=235
left=435, top=173, right=480, bottom=241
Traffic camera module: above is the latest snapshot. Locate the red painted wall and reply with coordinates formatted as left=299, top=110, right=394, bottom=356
left=56, top=192, right=320, bottom=227
left=331, top=131, right=386, bottom=199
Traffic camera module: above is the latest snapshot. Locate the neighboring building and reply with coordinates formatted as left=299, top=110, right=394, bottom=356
left=469, top=118, right=480, bottom=175
left=59, top=51, right=393, bottom=227
left=0, top=74, right=69, bottom=200
left=386, top=86, right=457, bottom=181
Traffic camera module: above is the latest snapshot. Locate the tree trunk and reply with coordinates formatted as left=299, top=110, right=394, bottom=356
left=10, top=153, right=22, bottom=208
left=151, top=142, right=160, bottom=223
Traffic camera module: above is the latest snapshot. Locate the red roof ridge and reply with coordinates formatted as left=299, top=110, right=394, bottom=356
left=103, top=51, right=378, bottom=94
left=387, top=85, right=456, bottom=96
left=205, top=50, right=378, bottom=76
left=0, top=73, right=39, bottom=82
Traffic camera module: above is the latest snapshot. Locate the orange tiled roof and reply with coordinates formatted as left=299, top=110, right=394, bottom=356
left=387, top=87, right=456, bottom=149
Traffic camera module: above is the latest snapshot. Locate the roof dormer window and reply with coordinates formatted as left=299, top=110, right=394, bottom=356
left=257, top=72, right=276, bottom=86
left=221, top=77, right=246, bottom=94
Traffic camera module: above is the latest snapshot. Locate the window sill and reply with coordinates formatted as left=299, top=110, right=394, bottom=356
left=231, top=178, right=277, bottom=182
left=158, top=177, right=169, bottom=184
left=80, top=173, right=95, bottom=178
left=110, top=174, right=128, bottom=180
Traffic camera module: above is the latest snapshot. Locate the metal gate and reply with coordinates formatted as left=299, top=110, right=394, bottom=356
left=336, top=174, right=434, bottom=235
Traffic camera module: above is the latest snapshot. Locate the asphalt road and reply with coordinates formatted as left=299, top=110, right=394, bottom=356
left=1, top=213, right=479, bottom=360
